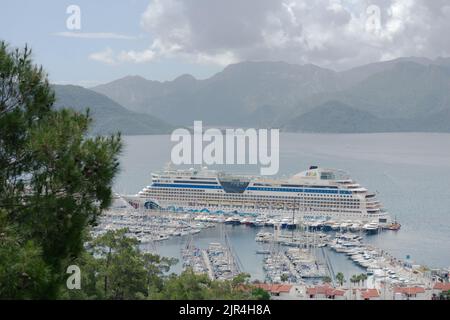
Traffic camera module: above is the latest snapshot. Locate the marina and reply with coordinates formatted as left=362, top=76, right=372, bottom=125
left=114, top=134, right=450, bottom=270
left=89, top=195, right=450, bottom=300
left=101, top=133, right=450, bottom=299
left=181, top=245, right=208, bottom=275
left=263, top=248, right=329, bottom=283
left=92, top=197, right=445, bottom=297
left=203, top=242, right=241, bottom=280
left=255, top=229, right=330, bottom=248
left=181, top=231, right=241, bottom=280
left=91, top=198, right=216, bottom=243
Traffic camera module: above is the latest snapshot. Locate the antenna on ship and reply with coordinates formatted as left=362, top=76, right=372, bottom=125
left=164, top=161, right=173, bottom=171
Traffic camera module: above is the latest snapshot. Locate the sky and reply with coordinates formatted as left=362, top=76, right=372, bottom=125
left=1, top=0, right=450, bottom=86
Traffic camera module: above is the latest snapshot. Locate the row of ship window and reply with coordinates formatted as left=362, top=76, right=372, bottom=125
left=154, top=197, right=360, bottom=209
left=150, top=184, right=353, bottom=195
left=147, top=191, right=360, bottom=203
left=177, top=203, right=364, bottom=215
left=147, top=189, right=357, bottom=199
left=150, top=198, right=360, bottom=206
left=147, top=198, right=359, bottom=206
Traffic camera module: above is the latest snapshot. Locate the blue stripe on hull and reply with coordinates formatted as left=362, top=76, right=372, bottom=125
left=151, top=183, right=352, bottom=194
left=152, top=183, right=223, bottom=189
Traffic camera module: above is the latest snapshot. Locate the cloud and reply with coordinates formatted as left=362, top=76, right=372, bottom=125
left=51, top=79, right=103, bottom=87
left=53, top=31, right=138, bottom=40
left=117, top=49, right=156, bottom=63
left=89, top=47, right=156, bottom=65
left=89, top=47, right=116, bottom=65
left=194, top=51, right=238, bottom=66
left=131, top=0, right=450, bottom=70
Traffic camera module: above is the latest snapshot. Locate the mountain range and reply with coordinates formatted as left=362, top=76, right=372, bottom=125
left=54, top=56, right=450, bottom=134
left=52, top=85, right=173, bottom=135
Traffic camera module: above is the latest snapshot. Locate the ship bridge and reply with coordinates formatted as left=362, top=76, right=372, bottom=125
left=218, top=175, right=250, bottom=193
left=290, top=166, right=351, bottom=182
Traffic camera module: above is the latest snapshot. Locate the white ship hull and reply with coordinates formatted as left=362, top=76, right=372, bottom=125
left=123, top=195, right=390, bottom=224
left=122, top=166, right=392, bottom=226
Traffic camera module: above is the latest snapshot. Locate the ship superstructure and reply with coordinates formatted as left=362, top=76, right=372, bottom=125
left=124, top=166, right=391, bottom=225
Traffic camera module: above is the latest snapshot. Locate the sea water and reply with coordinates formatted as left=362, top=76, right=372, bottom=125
left=114, top=133, right=450, bottom=277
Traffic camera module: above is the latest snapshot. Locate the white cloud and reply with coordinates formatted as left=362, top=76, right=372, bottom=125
left=194, top=51, right=238, bottom=66
left=134, top=0, right=450, bottom=69
left=51, top=79, right=103, bottom=87
left=88, top=47, right=116, bottom=65
left=89, top=47, right=156, bottom=65
left=118, top=49, right=156, bottom=63
left=87, top=0, right=450, bottom=69
left=53, top=32, right=138, bottom=40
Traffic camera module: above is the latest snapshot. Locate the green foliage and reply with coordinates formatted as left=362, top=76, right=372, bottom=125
left=359, top=273, right=368, bottom=285
left=153, top=268, right=268, bottom=300
left=349, top=274, right=367, bottom=287
left=61, top=229, right=177, bottom=300
left=439, top=290, right=450, bottom=300
left=0, top=42, right=269, bottom=300
left=155, top=269, right=213, bottom=300
left=251, top=287, right=271, bottom=300
left=446, top=290, right=450, bottom=299
left=0, top=210, right=51, bottom=298
left=61, top=229, right=267, bottom=300
left=232, top=273, right=251, bottom=287
left=322, top=276, right=332, bottom=284
left=0, top=41, right=122, bottom=298
left=336, top=272, right=345, bottom=286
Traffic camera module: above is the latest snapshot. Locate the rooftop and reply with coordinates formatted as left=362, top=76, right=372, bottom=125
left=254, top=283, right=293, bottom=294
left=361, top=289, right=380, bottom=299
left=306, top=285, right=346, bottom=297
left=433, top=282, right=450, bottom=291
left=394, top=286, right=426, bottom=295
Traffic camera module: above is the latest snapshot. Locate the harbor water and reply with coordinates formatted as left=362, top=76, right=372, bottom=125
left=114, top=133, right=450, bottom=271
left=140, top=224, right=366, bottom=282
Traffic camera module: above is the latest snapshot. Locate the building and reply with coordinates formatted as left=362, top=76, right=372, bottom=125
left=254, top=283, right=294, bottom=298
left=306, top=285, right=346, bottom=300
left=432, top=282, right=450, bottom=296
left=393, top=286, right=427, bottom=300
left=359, top=288, right=380, bottom=300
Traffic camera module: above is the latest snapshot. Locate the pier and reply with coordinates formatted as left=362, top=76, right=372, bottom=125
left=255, top=230, right=329, bottom=248
left=321, top=247, right=336, bottom=286
left=201, top=250, right=215, bottom=280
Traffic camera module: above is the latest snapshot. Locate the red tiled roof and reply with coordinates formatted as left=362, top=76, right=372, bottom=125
left=306, top=285, right=345, bottom=297
left=254, top=283, right=293, bottom=294
left=433, top=282, right=450, bottom=291
left=394, top=286, right=425, bottom=295
left=361, top=289, right=380, bottom=299
left=306, top=285, right=329, bottom=295
left=274, top=284, right=293, bottom=293
left=333, top=289, right=346, bottom=296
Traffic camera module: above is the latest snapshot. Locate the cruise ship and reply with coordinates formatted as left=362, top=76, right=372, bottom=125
left=123, top=166, right=392, bottom=226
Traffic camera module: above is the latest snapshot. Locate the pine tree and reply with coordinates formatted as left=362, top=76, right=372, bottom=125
left=0, top=41, right=122, bottom=298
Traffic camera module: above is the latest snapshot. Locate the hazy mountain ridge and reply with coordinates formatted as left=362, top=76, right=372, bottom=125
left=284, top=101, right=386, bottom=133
left=283, top=101, right=450, bottom=133
left=91, top=57, right=450, bottom=132
left=93, top=61, right=343, bottom=126
left=52, top=85, right=174, bottom=135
